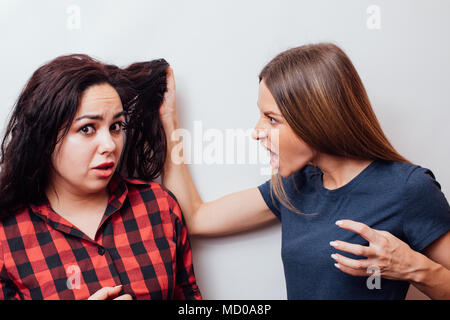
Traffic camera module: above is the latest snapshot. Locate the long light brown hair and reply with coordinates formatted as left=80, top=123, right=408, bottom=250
left=259, top=43, right=409, bottom=214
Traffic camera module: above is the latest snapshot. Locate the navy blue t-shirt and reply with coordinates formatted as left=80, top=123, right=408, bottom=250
left=258, top=159, right=450, bottom=300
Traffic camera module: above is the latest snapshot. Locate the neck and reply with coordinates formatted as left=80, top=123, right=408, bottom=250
left=46, top=181, right=109, bottom=217
left=313, top=154, right=373, bottom=190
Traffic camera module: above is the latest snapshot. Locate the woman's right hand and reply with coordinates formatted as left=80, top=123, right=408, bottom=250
left=88, top=285, right=132, bottom=300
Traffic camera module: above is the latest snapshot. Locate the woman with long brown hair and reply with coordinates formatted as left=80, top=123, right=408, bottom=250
left=160, top=43, right=450, bottom=299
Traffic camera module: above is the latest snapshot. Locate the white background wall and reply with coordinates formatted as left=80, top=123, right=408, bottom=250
left=1, top=0, right=448, bottom=299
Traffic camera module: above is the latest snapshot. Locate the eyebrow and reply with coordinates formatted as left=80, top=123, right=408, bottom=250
left=264, top=111, right=282, bottom=117
left=257, top=102, right=282, bottom=117
left=75, top=110, right=126, bottom=122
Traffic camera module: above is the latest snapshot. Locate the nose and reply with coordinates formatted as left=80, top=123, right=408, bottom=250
left=251, top=118, right=268, bottom=141
left=97, top=130, right=116, bottom=154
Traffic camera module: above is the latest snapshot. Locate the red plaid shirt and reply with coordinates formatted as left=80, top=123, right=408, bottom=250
left=0, top=173, right=201, bottom=300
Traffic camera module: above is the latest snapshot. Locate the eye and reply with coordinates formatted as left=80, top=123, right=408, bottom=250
left=110, top=121, right=126, bottom=133
left=268, top=116, right=277, bottom=124
left=79, top=124, right=95, bottom=135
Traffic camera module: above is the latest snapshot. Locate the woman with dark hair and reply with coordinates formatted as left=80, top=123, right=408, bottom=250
left=160, top=43, right=450, bottom=299
left=0, top=54, right=201, bottom=300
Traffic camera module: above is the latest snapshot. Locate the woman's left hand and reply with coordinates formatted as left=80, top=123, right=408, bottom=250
left=160, top=66, right=178, bottom=124
left=330, top=219, right=421, bottom=282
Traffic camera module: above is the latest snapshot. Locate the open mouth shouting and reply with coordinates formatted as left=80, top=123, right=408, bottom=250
left=261, top=143, right=279, bottom=169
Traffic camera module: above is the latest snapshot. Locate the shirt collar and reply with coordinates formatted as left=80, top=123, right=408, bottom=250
left=29, top=172, right=136, bottom=242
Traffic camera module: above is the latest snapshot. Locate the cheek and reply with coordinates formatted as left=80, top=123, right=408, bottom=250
left=280, top=127, right=313, bottom=159
left=115, top=134, right=124, bottom=155
left=265, top=126, right=280, bottom=151
left=53, top=135, right=95, bottom=171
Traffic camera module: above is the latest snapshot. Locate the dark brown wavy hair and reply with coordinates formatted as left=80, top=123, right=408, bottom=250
left=259, top=43, right=409, bottom=214
left=0, top=54, right=169, bottom=217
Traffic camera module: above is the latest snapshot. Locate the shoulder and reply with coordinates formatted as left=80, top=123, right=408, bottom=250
left=121, top=176, right=183, bottom=220
left=369, top=160, right=443, bottom=196
left=374, top=161, right=449, bottom=213
left=402, top=164, right=444, bottom=204
left=0, top=206, right=32, bottom=260
left=375, top=160, right=429, bottom=182
left=355, top=160, right=435, bottom=194
left=0, top=206, right=31, bottom=229
left=364, top=160, right=445, bottom=201
left=404, top=165, right=441, bottom=191
left=122, top=176, right=179, bottom=203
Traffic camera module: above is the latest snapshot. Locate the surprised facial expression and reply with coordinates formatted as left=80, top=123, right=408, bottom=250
left=49, top=83, right=125, bottom=196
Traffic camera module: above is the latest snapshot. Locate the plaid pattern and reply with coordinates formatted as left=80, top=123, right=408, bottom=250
left=0, top=173, right=201, bottom=300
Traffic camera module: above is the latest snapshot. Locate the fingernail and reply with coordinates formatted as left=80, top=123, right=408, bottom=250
left=329, top=241, right=338, bottom=247
left=115, top=285, right=122, bottom=289
left=334, top=263, right=340, bottom=269
left=335, top=220, right=343, bottom=226
left=331, top=254, right=338, bottom=260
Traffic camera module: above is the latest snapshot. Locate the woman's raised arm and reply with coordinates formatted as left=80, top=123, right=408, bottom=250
left=160, top=67, right=275, bottom=236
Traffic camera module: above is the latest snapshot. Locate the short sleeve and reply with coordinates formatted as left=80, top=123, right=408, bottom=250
left=257, top=179, right=282, bottom=221
left=402, top=167, right=450, bottom=252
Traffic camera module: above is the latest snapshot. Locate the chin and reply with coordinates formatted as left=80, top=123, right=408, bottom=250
left=83, top=179, right=111, bottom=194
left=277, top=163, right=308, bottom=178
left=276, top=167, right=291, bottom=178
